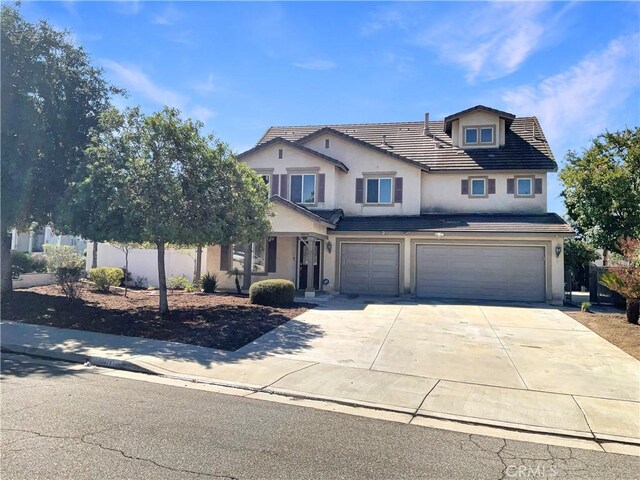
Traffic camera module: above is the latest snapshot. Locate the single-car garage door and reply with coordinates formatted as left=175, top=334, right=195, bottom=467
left=416, top=245, right=545, bottom=302
left=340, top=243, right=399, bottom=295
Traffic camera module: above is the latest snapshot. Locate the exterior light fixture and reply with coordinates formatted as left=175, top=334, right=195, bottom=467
left=326, top=241, right=332, bottom=253
left=434, top=232, right=445, bottom=239
left=555, top=244, right=562, bottom=257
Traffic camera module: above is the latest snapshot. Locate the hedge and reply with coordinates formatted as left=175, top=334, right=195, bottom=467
left=249, top=279, right=295, bottom=307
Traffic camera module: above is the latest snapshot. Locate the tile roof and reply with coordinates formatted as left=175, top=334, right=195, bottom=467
left=270, top=195, right=338, bottom=228
left=333, top=213, right=573, bottom=234
left=308, top=208, right=344, bottom=225
left=259, top=117, right=556, bottom=172
left=238, top=137, right=349, bottom=172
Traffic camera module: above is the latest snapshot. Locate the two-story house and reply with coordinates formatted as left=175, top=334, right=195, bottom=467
left=206, top=105, right=573, bottom=304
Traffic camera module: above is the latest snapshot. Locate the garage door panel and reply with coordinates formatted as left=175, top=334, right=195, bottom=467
left=416, top=245, right=545, bottom=302
left=340, top=244, right=399, bottom=295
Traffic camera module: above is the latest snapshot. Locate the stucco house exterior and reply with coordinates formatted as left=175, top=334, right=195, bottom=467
left=206, top=105, right=573, bottom=304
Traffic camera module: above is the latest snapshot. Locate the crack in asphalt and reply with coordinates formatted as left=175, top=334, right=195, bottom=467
left=1, top=427, right=239, bottom=479
left=458, top=433, right=598, bottom=480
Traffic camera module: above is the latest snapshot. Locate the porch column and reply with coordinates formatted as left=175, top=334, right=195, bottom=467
left=27, top=230, right=34, bottom=253
left=305, top=237, right=315, bottom=298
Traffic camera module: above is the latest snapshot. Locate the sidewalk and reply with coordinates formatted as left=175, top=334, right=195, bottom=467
left=2, top=320, right=639, bottom=451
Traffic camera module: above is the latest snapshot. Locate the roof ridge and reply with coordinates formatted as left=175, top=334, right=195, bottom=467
left=269, top=120, right=426, bottom=129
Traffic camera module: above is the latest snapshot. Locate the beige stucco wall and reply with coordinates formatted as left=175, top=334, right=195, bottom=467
left=242, top=142, right=339, bottom=210
left=270, top=202, right=329, bottom=236
left=421, top=171, right=547, bottom=213
left=325, top=232, right=566, bottom=304
left=205, top=237, right=298, bottom=291
left=301, top=133, right=423, bottom=216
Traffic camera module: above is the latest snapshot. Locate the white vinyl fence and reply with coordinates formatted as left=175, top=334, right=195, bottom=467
left=86, top=242, right=201, bottom=287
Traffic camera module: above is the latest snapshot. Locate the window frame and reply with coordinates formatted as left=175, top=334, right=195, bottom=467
left=289, top=172, right=317, bottom=205
left=515, top=176, right=534, bottom=198
left=228, top=239, right=270, bottom=276
left=364, top=176, right=394, bottom=206
left=468, top=177, right=488, bottom=198
left=463, top=125, right=496, bottom=147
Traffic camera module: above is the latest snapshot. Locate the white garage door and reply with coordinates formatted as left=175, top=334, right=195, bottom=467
left=340, top=243, right=399, bottom=295
left=416, top=245, right=545, bottom=302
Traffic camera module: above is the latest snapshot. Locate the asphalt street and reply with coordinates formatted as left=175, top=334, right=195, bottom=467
left=1, top=353, right=637, bottom=479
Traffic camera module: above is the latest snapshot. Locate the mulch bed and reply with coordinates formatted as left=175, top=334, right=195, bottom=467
left=565, top=310, right=640, bottom=360
left=2, top=284, right=312, bottom=351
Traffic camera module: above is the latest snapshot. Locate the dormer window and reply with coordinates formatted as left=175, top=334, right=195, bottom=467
left=463, top=126, right=495, bottom=146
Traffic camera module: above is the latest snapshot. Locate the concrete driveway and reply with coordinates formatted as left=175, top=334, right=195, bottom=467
left=239, top=296, right=639, bottom=401
left=236, top=296, right=640, bottom=442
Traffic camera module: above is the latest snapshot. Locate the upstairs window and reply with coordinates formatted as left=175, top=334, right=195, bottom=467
left=470, top=178, right=486, bottom=196
left=517, top=177, right=532, bottom=196
left=261, top=174, right=270, bottom=186
left=464, top=126, right=495, bottom=145
left=290, top=173, right=316, bottom=204
left=366, top=177, right=393, bottom=204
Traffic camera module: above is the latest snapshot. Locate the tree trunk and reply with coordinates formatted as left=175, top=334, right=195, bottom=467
left=242, top=243, right=252, bottom=292
left=194, top=245, right=202, bottom=283
left=1, top=232, right=13, bottom=299
left=92, top=241, right=98, bottom=269
left=157, top=241, right=169, bottom=315
left=627, top=299, right=639, bottom=324
left=602, top=249, right=608, bottom=267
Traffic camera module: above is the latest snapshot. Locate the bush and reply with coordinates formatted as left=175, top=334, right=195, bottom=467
left=43, top=245, right=85, bottom=272
left=31, top=253, right=47, bottom=273
left=43, top=245, right=85, bottom=300
left=133, top=276, right=148, bottom=289
left=581, top=301, right=591, bottom=312
left=167, top=274, right=191, bottom=290
left=90, top=267, right=124, bottom=292
left=201, top=273, right=218, bottom=294
left=249, top=279, right=295, bottom=307
left=11, top=251, right=33, bottom=278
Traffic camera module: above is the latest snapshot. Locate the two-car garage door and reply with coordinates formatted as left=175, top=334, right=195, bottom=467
left=415, top=245, right=546, bottom=302
left=339, top=242, right=546, bottom=302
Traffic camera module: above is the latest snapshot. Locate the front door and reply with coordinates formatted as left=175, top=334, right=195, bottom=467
left=298, top=240, right=321, bottom=290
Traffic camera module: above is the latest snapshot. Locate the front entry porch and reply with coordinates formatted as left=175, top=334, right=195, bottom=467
left=296, top=236, right=323, bottom=296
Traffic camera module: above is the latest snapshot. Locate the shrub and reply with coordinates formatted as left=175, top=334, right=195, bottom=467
left=43, top=245, right=85, bottom=300
left=90, top=267, right=124, bottom=292
left=43, top=245, right=85, bottom=272
left=599, top=238, right=640, bottom=324
left=121, top=268, right=133, bottom=287
left=581, top=301, right=591, bottom=313
left=249, top=279, right=295, bottom=307
left=133, top=276, right=148, bottom=289
left=11, top=251, right=33, bottom=278
left=31, top=253, right=47, bottom=273
left=184, top=283, right=196, bottom=293
left=167, top=274, right=191, bottom=290
left=201, top=273, right=218, bottom=294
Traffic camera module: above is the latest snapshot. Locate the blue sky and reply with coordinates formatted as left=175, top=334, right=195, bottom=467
left=19, top=1, right=640, bottom=214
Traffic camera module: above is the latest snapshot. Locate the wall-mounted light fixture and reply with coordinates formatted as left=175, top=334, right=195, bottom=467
left=326, top=240, right=332, bottom=253
left=434, top=232, right=445, bottom=239
left=555, top=244, right=562, bottom=257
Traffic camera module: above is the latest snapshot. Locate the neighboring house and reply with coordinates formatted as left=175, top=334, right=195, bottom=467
left=11, top=226, right=86, bottom=254
left=206, top=105, right=573, bottom=304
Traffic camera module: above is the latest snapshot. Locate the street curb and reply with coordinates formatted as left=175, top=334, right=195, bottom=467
left=1, top=344, right=157, bottom=375
left=4, top=344, right=640, bottom=450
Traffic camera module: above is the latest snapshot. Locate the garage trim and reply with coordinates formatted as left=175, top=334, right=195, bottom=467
left=335, top=237, right=403, bottom=294
left=410, top=239, right=552, bottom=301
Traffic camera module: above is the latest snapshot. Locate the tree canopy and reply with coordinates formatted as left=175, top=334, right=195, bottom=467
left=1, top=4, right=120, bottom=294
left=559, top=128, right=640, bottom=253
left=72, top=107, right=271, bottom=314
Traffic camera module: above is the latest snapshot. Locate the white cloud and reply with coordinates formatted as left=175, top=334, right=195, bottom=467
left=414, top=2, right=552, bottom=82
left=189, top=106, right=216, bottom=123
left=114, top=0, right=142, bottom=16
left=360, top=7, right=407, bottom=36
left=501, top=34, right=640, bottom=144
left=102, top=60, right=188, bottom=109
left=293, top=59, right=336, bottom=71
left=193, top=74, right=218, bottom=95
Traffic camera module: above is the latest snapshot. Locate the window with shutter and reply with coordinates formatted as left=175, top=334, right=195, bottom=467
left=394, top=177, right=403, bottom=203
left=355, top=178, right=364, bottom=203
left=267, top=237, right=277, bottom=272
left=317, top=174, right=325, bottom=203
left=461, top=179, right=469, bottom=195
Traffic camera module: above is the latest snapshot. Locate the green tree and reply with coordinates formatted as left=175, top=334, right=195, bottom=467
left=564, top=238, right=600, bottom=294
left=1, top=5, right=121, bottom=296
left=77, top=107, right=271, bottom=314
left=559, top=128, right=640, bottom=255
